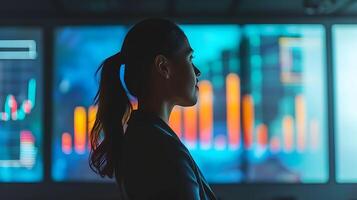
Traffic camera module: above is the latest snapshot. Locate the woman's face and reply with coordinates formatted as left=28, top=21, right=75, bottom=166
left=168, top=37, right=201, bottom=106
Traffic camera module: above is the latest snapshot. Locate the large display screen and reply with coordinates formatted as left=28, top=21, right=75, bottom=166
left=0, top=28, right=43, bottom=182
left=333, top=25, right=357, bottom=183
left=178, top=25, right=328, bottom=183
left=52, top=26, right=127, bottom=181
left=52, top=24, right=328, bottom=183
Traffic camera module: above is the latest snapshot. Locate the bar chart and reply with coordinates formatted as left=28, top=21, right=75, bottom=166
left=239, top=25, right=327, bottom=182
left=60, top=106, right=97, bottom=155
left=0, top=79, right=36, bottom=122
left=169, top=76, right=321, bottom=153
left=0, top=28, right=43, bottom=182
left=0, top=130, right=37, bottom=168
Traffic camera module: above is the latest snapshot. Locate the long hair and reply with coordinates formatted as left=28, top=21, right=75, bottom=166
left=89, top=51, right=130, bottom=179
left=89, top=18, right=186, bottom=182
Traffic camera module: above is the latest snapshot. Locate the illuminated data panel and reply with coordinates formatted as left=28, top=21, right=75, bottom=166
left=0, top=28, right=43, bottom=182
left=174, top=25, right=328, bottom=183
left=52, top=26, right=127, bottom=181
left=333, top=25, right=357, bottom=183
left=241, top=25, right=328, bottom=182
left=53, top=25, right=328, bottom=183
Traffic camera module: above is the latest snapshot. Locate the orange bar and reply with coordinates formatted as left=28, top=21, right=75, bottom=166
left=62, top=132, right=72, bottom=154
left=88, top=106, right=98, bottom=149
left=74, top=106, right=87, bottom=154
left=198, top=80, right=213, bottom=149
left=226, top=73, right=241, bottom=149
left=169, top=106, right=182, bottom=138
left=242, top=95, right=254, bottom=149
left=283, top=115, right=294, bottom=152
left=270, top=135, right=281, bottom=153
left=257, top=124, right=268, bottom=148
left=295, top=95, right=306, bottom=152
left=310, top=119, right=320, bottom=151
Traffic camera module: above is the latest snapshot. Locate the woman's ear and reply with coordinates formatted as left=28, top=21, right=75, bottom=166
left=154, top=54, right=171, bottom=79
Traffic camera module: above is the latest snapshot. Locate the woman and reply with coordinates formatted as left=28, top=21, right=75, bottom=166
left=89, top=18, right=217, bottom=200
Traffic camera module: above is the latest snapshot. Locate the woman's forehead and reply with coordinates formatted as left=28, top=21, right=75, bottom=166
left=180, top=39, right=193, bottom=53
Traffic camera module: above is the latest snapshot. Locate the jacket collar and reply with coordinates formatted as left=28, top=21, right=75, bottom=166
left=128, top=110, right=180, bottom=140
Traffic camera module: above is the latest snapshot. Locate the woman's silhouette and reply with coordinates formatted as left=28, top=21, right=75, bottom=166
left=89, top=18, right=217, bottom=200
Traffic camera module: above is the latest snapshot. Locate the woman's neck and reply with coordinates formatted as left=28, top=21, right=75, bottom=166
left=137, top=99, right=174, bottom=124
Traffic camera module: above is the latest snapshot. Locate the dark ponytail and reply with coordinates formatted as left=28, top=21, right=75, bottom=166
left=89, top=51, right=132, bottom=179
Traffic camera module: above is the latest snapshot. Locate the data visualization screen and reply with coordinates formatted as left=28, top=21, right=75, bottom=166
left=0, top=28, right=43, bottom=182
left=176, top=25, right=328, bottom=183
left=52, top=26, right=127, bottom=181
left=333, top=25, right=357, bottom=183
left=52, top=24, right=328, bottom=183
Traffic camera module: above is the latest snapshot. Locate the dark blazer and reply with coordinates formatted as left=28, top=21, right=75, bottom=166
left=119, top=110, right=217, bottom=200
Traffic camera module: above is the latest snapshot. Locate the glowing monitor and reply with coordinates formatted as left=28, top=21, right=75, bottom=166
left=333, top=25, right=357, bottom=183
left=178, top=25, right=328, bottom=183
left=0, top=28, right=43, bottom=182
left=52, top=24, right=328, bottom=183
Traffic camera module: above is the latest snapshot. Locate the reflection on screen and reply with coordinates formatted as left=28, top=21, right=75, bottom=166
left=52, top=24, right=328, bottom=183
left=0, top=28, right=43, bottom=182
left=333, top=25, right=357, bottom=183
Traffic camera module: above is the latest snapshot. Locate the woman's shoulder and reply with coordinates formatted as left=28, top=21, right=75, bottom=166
left=125, top=121, right=197, bottom=173
left=124, top=120, right=184, bottom=155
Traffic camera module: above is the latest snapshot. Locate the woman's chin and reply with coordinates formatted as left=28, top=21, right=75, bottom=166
left=188, top=95, right=198, bottom=106
left=178, top=96, right=198, bottom=107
